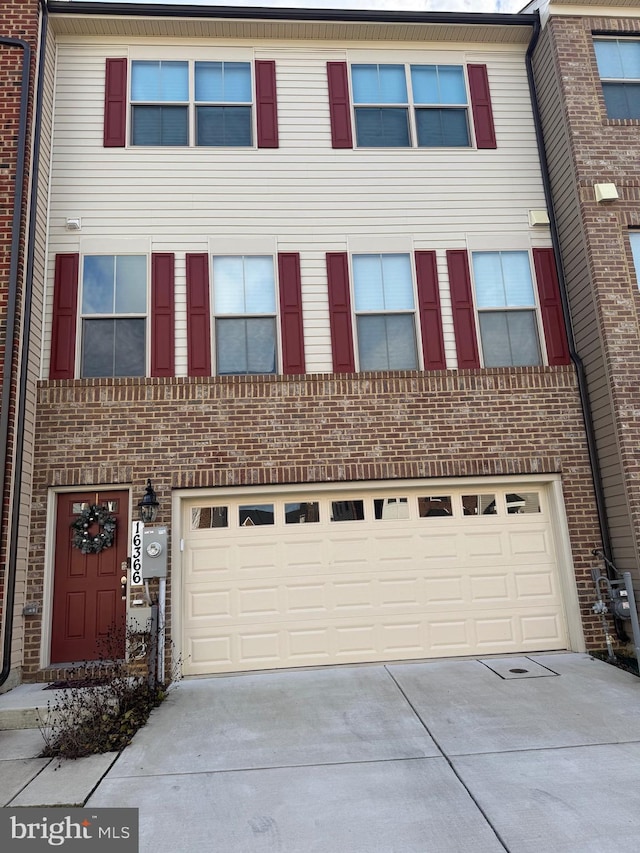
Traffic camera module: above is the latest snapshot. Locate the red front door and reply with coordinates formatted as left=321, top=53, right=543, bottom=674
left=51, top=490, right=129, bottom=664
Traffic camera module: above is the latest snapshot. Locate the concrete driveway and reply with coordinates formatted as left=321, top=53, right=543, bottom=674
left=82, top=653, right=640, bottom=852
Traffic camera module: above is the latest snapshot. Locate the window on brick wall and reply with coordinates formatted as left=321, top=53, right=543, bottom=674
left=594, top=38, right=640, bottom=119
left=471, top=251, right=541, bottom=367
left=353, top=254, right=419, bottom=371
left=80, top=255, right=147, bottom=377
left=630, top=232, right=640, bottom=286
left=212, top=255, right=277, bottom=374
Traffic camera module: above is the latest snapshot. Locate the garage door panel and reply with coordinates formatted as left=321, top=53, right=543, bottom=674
left=181, top=484, right=569, bottom=674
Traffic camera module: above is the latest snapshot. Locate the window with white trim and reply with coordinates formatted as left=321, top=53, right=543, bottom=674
left=351, top=63, right=470, bottom=148
left=594, top=39, right=640, bottom=119
left=80, top=255, right=147, bottom=377
left=471, top=251, right=541, bottom=367
left=212, top=255, right=277, bottom=375
left=131, top=60, right=253, bottom=146
left=353, top=253, right=418, bottom=371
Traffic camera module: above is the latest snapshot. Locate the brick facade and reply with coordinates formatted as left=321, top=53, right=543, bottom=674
left=536, top=13, right=640, bottom=578
left=0, top=0, right=40, bottom=682
left=24, top=365, right=606, bottom=676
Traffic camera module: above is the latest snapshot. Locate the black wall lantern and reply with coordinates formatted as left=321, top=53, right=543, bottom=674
left=138, top=479, right=159, bottom=524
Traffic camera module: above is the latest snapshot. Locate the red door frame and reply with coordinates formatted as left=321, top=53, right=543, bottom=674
left=51, top=490, right=129, bottom=664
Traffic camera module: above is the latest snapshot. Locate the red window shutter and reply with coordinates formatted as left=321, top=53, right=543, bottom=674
left=50, top=253, right=79, bottom=379
left=326, top=252, right=355, bottom=373
left=151, top=253, right=175, bottom=377
left=186, top=253, right=212, bottom=377
left=327, top=62, right=353, bottom=150
left=255, top=60, right=279, bottom=149
left=104, top=58, right=127, bottom=148
left=533, top=248, right=571, bottom=366
left=467, top=64, right=496, bottom=150
left=415, top=251, right=446, bottom=370
left=447, top=249, right=480, bottom=369
left=278, top=253, right=306, bottom=375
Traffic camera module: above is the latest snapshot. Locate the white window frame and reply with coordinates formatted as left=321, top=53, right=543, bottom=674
left=210, top=254, right=281, bottom=376
left=350, top=252, right=422, bottom=372
left=130, top=59, right=255, bottom=148
left=470, top=249, right=545, bottom=369
left=349, top=62, right=472, bottom=149
left=77, top=253, right=149, bottom=379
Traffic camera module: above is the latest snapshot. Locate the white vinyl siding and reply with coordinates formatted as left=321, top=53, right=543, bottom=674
left=44, top=39, right=551, bottom=377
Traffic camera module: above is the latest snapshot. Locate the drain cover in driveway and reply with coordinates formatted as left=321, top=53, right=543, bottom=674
left=479, top=657, right=559, bottom=679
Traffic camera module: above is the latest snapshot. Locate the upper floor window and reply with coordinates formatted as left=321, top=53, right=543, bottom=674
left=212, top=255, right=277, bottom=374
left=351, top=63, right=470, bottom=148
left=594, top=39, right=640, bottom=119
left=81, top=255, right=147, bottom=377
left=131, top=60, right=253, bottom=146
left=471, top=251, right=541, bottom=367
left=353, top=253, right=418, bottom=370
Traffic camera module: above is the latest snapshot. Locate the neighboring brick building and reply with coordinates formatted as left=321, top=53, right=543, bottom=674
left=7, top=1, right=619, bottom=683
left=528, top=1, right=640, bottom=604
left=0, top=0, right=44, bottom=691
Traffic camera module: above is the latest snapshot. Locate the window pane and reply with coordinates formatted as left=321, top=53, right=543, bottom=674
left=115, top=256, right=147, bottom=314
left=631, top=233, right=640, bottom=286
left=418, top=496, right=453, bottom=517
left=285, top=502, right=320, bottom=523
left=82, top=318, right=115, bottom=377
left=196, top=106, right=252, bottom=146
left=82, top=256, right=114, bottom=314
left=82, top=318, right=145, bottom=377
left=353, top=254, right=413, bottom=312
left=357, top=314, right=417, bottom=371
left=191, top=507, right=228, bottom=529
left=239, top=504, right=274, bottom=526
left=473, top=251, right=534, bottom=308
left=131, top=60, right=188, bottom=101
left=132, top=106, right=188, bottom=145
left=352, top=64, right=407, bottom=103
left=114, top=318, right=146, bottom=376
left=411, top=65, right=466, bottom=104
left=501, top=252, right=535, bottom=306
left=473, top=252, right=505, bottom=307
left=594, top=40, right=624, bottom=78
left=374, top=497, right=409, bottom=520
left=195, top=61, right=252, bottom=102
left=355, top=107, right=410, bottom=147
left=244, top=256, right=276, bottom=313
left=213, top=256, right=245, bottom=314
left=619, top=40, right=640, bottom=78
left=216, top=318, right=276, bottom=374
left=506, top=492, right=540, bottom=514
left=213, top=256, right=275, bottom=314
left=602, top=82, right=640, bottom=119
left=415, top=108, right=469, bottom=147
left=331, top=500, right=365, bottom=521
left=462, top=494, right=497, bottom=516
left=479, top=311, right=540, bottom=367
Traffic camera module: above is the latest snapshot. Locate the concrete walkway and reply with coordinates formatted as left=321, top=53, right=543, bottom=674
left=2, top=653, right=640, bottom=851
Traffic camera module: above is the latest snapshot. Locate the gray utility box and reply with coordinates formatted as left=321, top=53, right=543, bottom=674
left=141, top=526, right=168, bottom=579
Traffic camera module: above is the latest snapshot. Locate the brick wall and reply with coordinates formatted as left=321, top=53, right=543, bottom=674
left=543, top=15, right=640, bottom=575
left=0, top=0, right=40, bottom=674
left=24, top=365, right=608, bottom=675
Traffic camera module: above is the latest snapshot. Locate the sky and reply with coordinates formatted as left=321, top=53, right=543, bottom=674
left=75, top=1, right=526, bottom=13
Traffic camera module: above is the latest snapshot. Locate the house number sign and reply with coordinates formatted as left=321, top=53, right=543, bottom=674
left=130, top=520, right=144, bottom=586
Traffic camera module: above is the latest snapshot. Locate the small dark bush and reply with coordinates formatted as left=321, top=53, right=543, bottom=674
left=39, top=623, right=179, bottom=759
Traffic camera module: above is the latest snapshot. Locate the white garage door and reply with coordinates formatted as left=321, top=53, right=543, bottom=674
left=181, top=483, right=568, bottom=675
